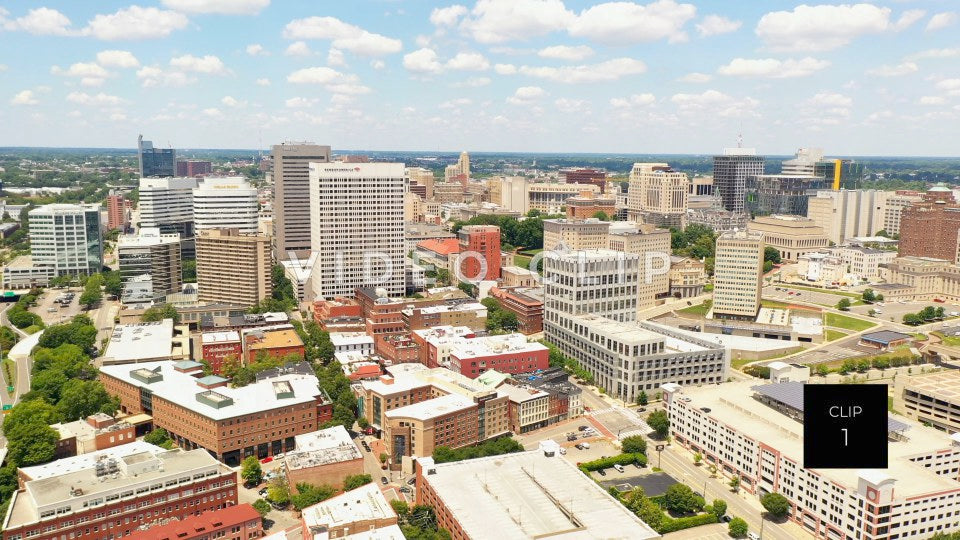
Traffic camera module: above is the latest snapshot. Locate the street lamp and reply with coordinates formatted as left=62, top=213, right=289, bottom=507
left=656, top=444, right=665, bottom=469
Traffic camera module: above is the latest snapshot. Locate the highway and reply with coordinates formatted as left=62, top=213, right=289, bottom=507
left=0, top=302, right=34, bottom=451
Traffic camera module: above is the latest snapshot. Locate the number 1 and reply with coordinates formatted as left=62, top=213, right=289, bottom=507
left=841, top=428, right=848, bottom=446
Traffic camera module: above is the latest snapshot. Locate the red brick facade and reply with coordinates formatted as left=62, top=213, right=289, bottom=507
left=128, top=503, right=262, bottom=540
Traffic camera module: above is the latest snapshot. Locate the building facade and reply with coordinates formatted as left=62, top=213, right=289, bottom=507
left=271, top=142, right=332, bottom=260
left=543, top=218, right=610, bottom=250
left=713, top=229, right=764, bottom=319
left=712, top=148, right=764, bottom=214
left=138, top=135, right=175, bottom=177
left=747, top=214, right=829, bottom=261
left=668, top=256, right=706, bottom=298
left=560, top=167, right=608, bottom=193
left=806, top=189, right=886, bottom=245
left=196, top=229, right=272, bottom=308
left=899, top=185, right=960, bottom=261
left=107, top=192, right=127, bottom=231
left=457, top=225, right=501, bottom=281
left=138, top=176, right=197, bottom=258
left=117, top=228, right=182, bottom=299
left=193, top=177, right=259, bottom=234
left=175, top=159, right=213, bottom=178
left=607, top=223, right=672, bottom=308
left=28, top=203, right=103, bottom=277
left=627, top=162, right=690, bottom=228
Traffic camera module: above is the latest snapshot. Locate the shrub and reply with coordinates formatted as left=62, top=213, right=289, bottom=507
left=657, top=513, right=718, bottom=533
left=578, top=453, right=646, bottom=472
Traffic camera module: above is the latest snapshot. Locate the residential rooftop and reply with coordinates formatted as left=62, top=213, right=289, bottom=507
left=285, top=426, right=362, bottom=471
left=301, top=483, right=396, bottom=535
left=246, top=327, right=304, bottom=351
left=329, top=332, right=374, bottom=347
left=201, top=330, right=241, bottom=344
left=449, top=333, right=547, bottom=359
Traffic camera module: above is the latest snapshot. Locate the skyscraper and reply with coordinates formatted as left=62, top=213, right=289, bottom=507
left=137, top=134, right=176, bottom=177
left=196, top=228, right=272, bottom=307
left=272, top=142, right=332, bottom=260
left=107, top=191, right=127, bottom=231
left=138, top=177, right=197, bottom=259
left=309, top=162, right=405, bottom=300
left=626, top=162, right=690, bottom=228
left=28, top=204, right=103, bottom=276
left=712, top=148, right=764, bottom=214
left=193, top=177, right=259, bottom=234
left=117, top=228, right=182, bottom=299
left=712, top=229, right=764, bottom=320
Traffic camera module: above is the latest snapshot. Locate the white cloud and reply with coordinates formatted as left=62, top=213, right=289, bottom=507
left=286, top=66, right=369, bottom=95
left=285, top=41, right=312, bottom=57
left=96, top=50, right=139, bottom=68
left=136, top=65, right=195, bottom=87
left=678, top=72, right=711, bottom=83
left=445, top=52, right=490, bottom=71
left=518, top=58, right=646, bottom=83
left=866, top=62, right=918, bottom=77
left=80, top=77, right=105, bottom=87
left=537, top=45, right=593, bottom=61
left=283, top=16, right=402, bottom=56
left=430, top=5, right=467, bottom=26
left=936, top=79, right=960, bottom=91
left=0, top=65, right=6, bottom=72
left=65, top=91, right=124, bottom=106
left=494, top=63, right=517, bottom=75
left=285, top=97, right=319, bottom=108
left=83, top=6, right=188, bottom=40
left=10, top=90, right=38, bottom=105
left=169, top=54, right=228, bottom=74
left=325, top=83, right=371, bottom=95
left=51, top=62, right=110, bottom=78
left=202, top=107, right=222, bottom=117
left=13, top=7, right=74, bottom=35
left=246, top=44, right=267, bottom=56
left=568, top=0, right=697, bottom=45
left=161, top=0, right=269, bottom=15
left=919, top=96, right=947, bottom=105
left=554, top=98, right=589, bottom=113
left=907, top=48, right=960, bottom=60
left=893, top=9, right=926, bottom=32
left=403, top=48, right=443, bottom=74
left=670, top=89, right=759, bottom=117
left=696, top=14, right=741, bottom=37
left=507, top=86, right=546, bottom=104
left=255, top=78, right=271, bottom=86
left=717, top=57, right=829, bottom=78
left=327, top=48, right=346, bottom=67
left=807, top=92, right=852, bottom=107
left=109, top=113, right=127, bottom=121
left=461, top=0, right=574, bottom=43
left=452, top=76, right=491, bottom=87
left=371, top=60, right=385, bottom=70
left=439, top=98, right=472, bottom=109
left=927, top=12, right=958, bottom=32
left=756, top=4, right=895, bottom=52
left=610, top=93, right=656, bottom=108
left=221, top=95, right=246, bottom=107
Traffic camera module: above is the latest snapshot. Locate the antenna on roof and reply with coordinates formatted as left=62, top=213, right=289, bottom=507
left=736, top=125, right=743, bottom=148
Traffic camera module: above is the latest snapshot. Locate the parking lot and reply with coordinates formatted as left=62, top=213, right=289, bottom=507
left=848, top=298, right=960, bottom=326
left=763, top=284, right=852, bottom=308
left=600, top=470, right=679, bottom=496
left=590, top=406, right=653, bottom=439
left=34, top=287, right=83, bottom=325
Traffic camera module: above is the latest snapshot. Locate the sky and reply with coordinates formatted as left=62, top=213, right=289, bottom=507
left=2, top=1, right=960, bottom=156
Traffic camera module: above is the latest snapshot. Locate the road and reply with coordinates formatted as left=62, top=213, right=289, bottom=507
left=657, top=444, right=809, bottom=540
left=0, top=302, right=33, bottom=450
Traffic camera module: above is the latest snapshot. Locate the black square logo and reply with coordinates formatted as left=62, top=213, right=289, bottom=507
left=803, top=384, right=888, bottom=469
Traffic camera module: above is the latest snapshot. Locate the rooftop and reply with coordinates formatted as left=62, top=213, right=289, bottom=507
left=329, top=332, right=374, bottom=347
left=408, top=302, right=486, bottom=315
left=129, top=504, right=260, bottom=540
left=285, top=426, right=363, bottom=471
left=99, top=360, right=323, bottom=421
left=417, top=237, right=461, bottom=256
left=902, top=370, right=960, bottom=400
left=246, top=327, right=304, bottom=351
left=450, top=333, right=547, bottom=359
left=103, top=319, right=180, bottom=363
left=497, top=384, right=549, bottom=403
left=201, top=330, right=241, bottom=344
left=413, top=325, right=475, bottom=344
left=300, top=483, right=396, bottom=534
left=385, top=393, right=475, bottom=421
left=861, top=330, right=912, bottom=344
left=418, top=451, right=658, bottom=540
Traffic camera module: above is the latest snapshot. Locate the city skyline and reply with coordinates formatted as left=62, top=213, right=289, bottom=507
left=1, top=1, right=959, bottom=155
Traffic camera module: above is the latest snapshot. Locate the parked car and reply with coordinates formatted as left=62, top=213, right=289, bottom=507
left=258, top=487, right=268, bottom=496
left=399, top=486, right=411, bottom=493
left=597, top=468, right=606, bottom=476
left=260, top=456, right=273, bottom=464
left=721, top=515, right=732, bottom=523
left=613, top=464, right=625, bottom=473
left=574, top=443, right=585, bottom=450
left=407, top=477, right=416, bottom=485
left=748, top=532, right=760, bottom=540
left=633, top=462, right=643, bottom=469
left=581, top=442, right=591, bottom=449
left=381, top=476, right=389, bottom=485
left=566, top=433, right=577, bottom=441
left=559, top=447, right=566, bottom=455
left=578, top=425, right=589, bottom=431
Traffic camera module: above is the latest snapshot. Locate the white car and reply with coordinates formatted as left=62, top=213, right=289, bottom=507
left=748, top=533, right=760, bottom=540
left=559, top=447, right=566, bottom=455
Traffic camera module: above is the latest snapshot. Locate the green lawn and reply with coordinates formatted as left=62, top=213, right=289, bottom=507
left=513, top=254, right=532, bottom=269
left=933, top=332, right=960, bottom=346
left=760, top=299, right=791, bottom=309
left=679, top=301, right=711, bottom=316
left=785, top=284, right=863, bottom=299
left=825, top=329, right=849, bottom=342
left=824, top=313, right=877, bottom=332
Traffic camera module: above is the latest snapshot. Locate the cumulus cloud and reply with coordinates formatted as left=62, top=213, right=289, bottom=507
left=866, top=62, right=918, bottom=77
left=285, top=97, right=319, bottom=108
left=430, top=5, right=467, bottom=26
left=696, top=14, right=741, bottom=36
left=285, top=41, right=312, bottom=57
left=756, top=4, right=908, bottom=52
left=287, top=66, right=371, bottom=94
left=610, top=93, right=656, bottom=108
left=51, top=62, right=110, bottom=78
left=506, top=86, right=546, bottom=104
left=452, top=77, right=491, bottom=87
left=327, top=48, right=346, bottom=67
left=569, top=0, right=697, bottom=44
left=670, top=89, right=759, bottom=117
left=717, top=57, right=829, bottom=78
left=136, top=65, right=195, bottom=87
left=12, top=7, right=74, bottom=35
left=403, top=48, right=443, bottom=74
left=518, top=58, right=646, bottom=83
left=445, top=52, right=490, bottom=71
left=169, top=54, right=229, bottom=74
left=461, top=0, right=572, bottom=43
left=255, top=78, right=271, bottom=86
left=10, top=90, right=39, bottom=105
left=83, top=6, right=188, bottom=40
left=494, top=63, right=518, bottom=75
left=96, top=50, right=139, bottom=68
left=161, top=0, right=270, bottom=15
left=678, top=72, right=712, bottom=83
left=927, top=12, right=958, bottom=32
left=246, top=44, right=267, bottom=56
left=537, top=45, right=594, bottom=61
left=919, top=96, right=947, bottom=105
left=221, top=95, right=246, bottom=107
left=65, top=91, right=124, bottom=106
left=283, top=16, right=402, bottom=56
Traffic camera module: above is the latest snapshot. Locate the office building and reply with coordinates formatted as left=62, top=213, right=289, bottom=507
left=489, top=286, right=544, bottom=334
left=543, top=249, right=640, bottom=323
left=106, top=191, right=127, bottom=230
left=2, top=442, right=237, bottom=540
left=175, top=159, right=213, bottom=177
left=713, top=147, right=764, bottom=214
left=528, top=182, right=600, bottom=214
left=309, top=163, right=405, bottom=300
left=880, top=190, right=923, bottom=236
left=560, top=167, right=608, bottom=193
left=117, top=228, right=182, bottom=298
left=412, top=325, right=477, bottom=368
left=200, top=331, right=243, bottom=374
left=713, top=229, right=764, bottom=319
left=272, top=142, right=332, bottom=260
left=1, top=255, right=55, bottom=289
left=300, top=483, right=401, bottom=539
left=457, top=225, right=501, bottom=281
left=627, top=162, right=690, bottom=228
left=879, top=256, right=960, bottom=302
left=28, top=203, right=103, bottom=276
left=137, top=134, right=175, bottom=177
left=815, top=158, right=864, bottom=190
left=283, top=426, right=364, bottom=490
left=690, top=175, right=713, bottom=196
left=101, top=319, right=190, bottom=365
left=407, top=166, right=435, bottom=200
left=665, top=380, right=960, bottom=540
left=444, top=151, right=470, bottom=182
left=806, top=189, right=886, bottom=244
left=402, top=302, right=487, bottom=331
left=542, top=218, right=611, bottom=250
left=99, top=361, right=333, bottom=465
left=669, top=256, right=706, bottom=298
left=50, top=413, right=136, bottom=458
left=607, top=222, right=672, bottom=307
left=193, top=176, right=259, bottom=234
left=196, top=229, right=272, bottom=308
left=446, top=333, right=549, bottom=378
left=129, top=505, right=262, bottom=540
left=565, top=191, right=617, bottom=219
left=138, top=176, right=198, bottom=258
left=899, top=184, right=960, bottom=260
left=415, top=451, right=660, bottom=540
left=747, top=215, right=829, bottom=261
left=490, top=175, right=531, bottom=213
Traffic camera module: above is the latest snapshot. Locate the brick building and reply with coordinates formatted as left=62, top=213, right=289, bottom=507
left=448, top=333, right=550, bottom=379
left=200, top=331, right=242, bottom=374
left=107, top=192, right=127, bottom=231
left=489, top=287, right=544, bottom=334
left=899, top=184, right=960, bottom=261
left=402, top=302, right=487, bottom=331
left=50, top=413, right=136, bottom=459
left=375, top=333, right=420, bottom=364
left=243, top=327, right=305, bottom=364
left=457, top=225, right=501, bottom=281
left=565, top=191, right=617, bottom=220
left=99, top=361, right=332, bottom=465
left=282, top=426, right=364, bottom=491
left=129, top=504, right=262, bottom=540
left=411, top=326, right=476, bottom=368
left=312, top=298, right=364, bottom=333
left=176, top=159, right=213, bottom=177
left=560, top=167, right=608, bottom=193
left=300, top=483, right=401, bottom=538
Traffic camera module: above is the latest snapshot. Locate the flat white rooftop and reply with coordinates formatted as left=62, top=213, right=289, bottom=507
left=450, top=333, right=547, bottom=359
left=201, top=330, right=240, bottom=343
left=103, top=319, right=178, bottom=363
left=286, top=426, right=362, bottom=471
left=413, top=325, right=474, bottom=344
left=330, top=332, right=374, bottom=347
left=301, top=483, right=396, bottom=534
left=419, top=451, right=659, bottom=540
left=385, top=393, right=474, bottom=421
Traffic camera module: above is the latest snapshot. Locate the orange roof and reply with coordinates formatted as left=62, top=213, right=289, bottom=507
left=129, top=504, right=259, bottom=539
left=417, top=238, right=461, bottom=256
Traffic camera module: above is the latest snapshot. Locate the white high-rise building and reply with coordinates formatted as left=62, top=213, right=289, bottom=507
left=543, top=249, right=640, bottom=324
left=272, top=142, right=332, bottom=260
left=712, top=229, right=764, bottom=319
left=627, top=163, right=690, bottom=228
left=138, top=177, right=197, bottom=233
left=309, top=163, right=405, bottom=299
left=193, top=176, right=259, bottom=234
left=28, top=204, right=103, bottom=276
left=117, top=228, right=182, bottom=298
left=806, top=189, right=885, bottom=245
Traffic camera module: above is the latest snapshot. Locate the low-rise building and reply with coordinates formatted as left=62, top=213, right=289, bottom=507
left=374, top=332, right=419, bottom=364
left=668, top=256, right=706, bottom=298
left=859, top=330, right=912, bottom=351
left=497, top=384, right=550, bottom=433
left=129, top=504, right=262, bottom=540
left=411, top=326, right=477, bottom=368
left=489, top=286, right=544, bottom=334
left=510, top=367, right=583, bottom=424
left=312, top=297, right=364, bottom=333
left=402, top=302, right=487, bottom=331
left=747, top=214, right=829, bottom=261
left=99, top=361, right=333, bottom=465
left=244, top=327, right=305, bottom=363
left=501, top=265, right=538, bottom=287
left=200, top=330, right=242, bottom=374
left=414, top=451, right=659, bottom=540
left=881, top=256, right=960, bottom=301
left=895, top=370, right=960, bottom=433
left=283, top=426, right=364, bottom=491
left=3, top=442, right=237, bottom=540
left=300, top=483, right=401, bottom=539
left=1, top=255, right=56, bottom=289
left=100, top=319, right=191, bottom=365
left=330, top=332, right=375, bottom=356
left=448, top=333, right=549, bottom=378
left=50, top=413, right=136, bottom=458
left=542, top=218, right=610, bottom=250
left=565, top=191, right=617, bottom=220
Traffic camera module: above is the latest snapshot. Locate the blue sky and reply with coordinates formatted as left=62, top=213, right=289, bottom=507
left=2, top=0, right=960, bottom=155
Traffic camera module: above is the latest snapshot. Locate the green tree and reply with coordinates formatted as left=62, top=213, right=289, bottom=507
left=663, top=483, right=702, bottom=515
left=291, top=483, right=337, bottom=511
left=182, top=259, right=197, bottom=283
left=712, top=499, right=728, bottom=520
left=728, top=517, right=748, bottom=537
left=637, top=390, right=648, bottom=406
left=252, top=499, right=271, bottom=517
left=141, top=303, right=180, bottom=324
left=760, top=492, right=791, bottom=518
left=30, top=369, right=69, bottom=402
left=267, top=475, right=291, bottom=506
left=763, top=246, right=782, bottom=264
left=2, top=399, right=60, bottom=438
left=621, top=435, right=647, bottom=454
left=241, top=456, right=263, bottom=486
left=390, top=499, right=409, bottom=519
left=592, top=211, right=610, bottom=221
left=729, top=476, right=740, bottom=492
left=836, top=298, right=851, bottom=311
left=56, top=380, right=118, bottom=419
left=7, top=422, right=59, bottom=466
left=343, top=474, right=373, bottom=491
left=408, top=505, right=438, bottom=530
left=816, top=363, right=830, bottom=376
left=38, top=320, right=97, bottom=352
left=103, top=271, right=123, bottom=298
left=862, top=289, right=876, bottom=303
left=79, top=273, right=104, bottom=309
left=144, top=428, right=174, bottom=448
left=647, top=409, right=670, bottom=438
left=694, top=452, right=703, bottom=465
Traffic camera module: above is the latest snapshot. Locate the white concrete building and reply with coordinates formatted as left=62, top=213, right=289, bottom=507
left=807, top=189, right=886, bottom=245
left=309, top=162, right=405, bottom=299
left=713, top=229, right=764, bottom=319
left=192, top=176, right=259, bottom=234
left=272, top=142, right=332, bottom=260
left=117, top=228, right=182, bottom=298
left=543, top=249, right=640, bottom=324
left=28, top=203, right=103, bottom=276
left=329, top=332, right=375, bottom=356
left=627, top=162, right=690, bottom=228
left=138, top=177, right=197, bottom=234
